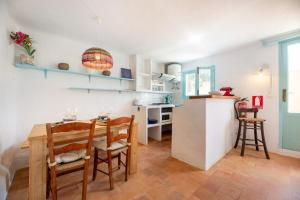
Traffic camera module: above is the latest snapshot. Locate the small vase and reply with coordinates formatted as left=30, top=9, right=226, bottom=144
left=19, top=54, right=34, bottom=65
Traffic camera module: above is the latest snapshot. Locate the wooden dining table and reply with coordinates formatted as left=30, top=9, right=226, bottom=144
left=25, top=121, right=138, bottom=200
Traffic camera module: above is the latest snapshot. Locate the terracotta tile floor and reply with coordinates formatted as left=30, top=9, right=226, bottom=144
left=7, top=137, right=300, bottom=200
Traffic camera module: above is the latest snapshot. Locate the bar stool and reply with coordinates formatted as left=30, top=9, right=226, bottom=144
left=234, top=106, right=270, bottom=159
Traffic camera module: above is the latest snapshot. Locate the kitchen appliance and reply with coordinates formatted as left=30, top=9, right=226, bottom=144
left=161, top=107, right=172, bottom=124
left=220, top=87, right=233, bottom=96
left=153, top=73, right=176, bottom=81
left=167, top=63, right=182, bottom=82
left=152, top=63, right=182, bottom=82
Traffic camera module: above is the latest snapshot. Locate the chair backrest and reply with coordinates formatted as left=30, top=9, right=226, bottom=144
left=106, top=115, right=135, bottom=149
left=234, top=101, right=258, bottom=119
left=46, top=120, right=96, bottom=165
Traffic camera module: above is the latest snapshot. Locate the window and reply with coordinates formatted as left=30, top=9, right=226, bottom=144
left=182, top=66, right=215, bottom=99
left=287, top=42, right=300, bottom=113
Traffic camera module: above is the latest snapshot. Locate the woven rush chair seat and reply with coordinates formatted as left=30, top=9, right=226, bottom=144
left=93, top=139, right=129, bottom=152
left=239, top=117, right=266, bottom=122
left=47, top=149, right=86, bottom=165
left=54, top=159, right=85, bottom=174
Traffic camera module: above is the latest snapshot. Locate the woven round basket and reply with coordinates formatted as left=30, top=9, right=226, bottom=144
left=58, top=63, right=69, bottom=70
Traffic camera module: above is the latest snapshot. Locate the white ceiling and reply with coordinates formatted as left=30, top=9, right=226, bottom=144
left=7, top=0, right=300, bottom=63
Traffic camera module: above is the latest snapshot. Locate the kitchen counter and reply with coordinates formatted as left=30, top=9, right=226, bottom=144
left=133, top=104, right=175, bottom=108
left=189, top=95, right=240, bottom=100
left=171, top=97, right=236, bottom=170
left=132, top=104, right=174, bottom=145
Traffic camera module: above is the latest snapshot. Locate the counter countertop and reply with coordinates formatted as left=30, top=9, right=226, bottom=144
left=133, top=104, right=175, bottom=108
left=189, top=95, right=240, bottom=100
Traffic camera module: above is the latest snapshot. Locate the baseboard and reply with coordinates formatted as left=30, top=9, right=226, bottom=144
left=275, top=148, right=300, bottom=159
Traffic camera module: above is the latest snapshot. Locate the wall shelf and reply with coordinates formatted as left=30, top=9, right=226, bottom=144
left=69, top=87, right=135, bottom=93
left=16, top=63, right=174, bottom=94
left=15, top=63, right=135, bottom=82
left=69, top=87, right=173, bottom=94
left=139, top=72, right=151, bottom=77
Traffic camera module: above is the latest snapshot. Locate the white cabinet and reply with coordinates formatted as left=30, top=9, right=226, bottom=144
left=132, top=105, right=174, bottom=145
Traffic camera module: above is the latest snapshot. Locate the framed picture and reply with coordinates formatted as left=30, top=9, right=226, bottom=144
left=252, top=95, right=263, bottom=109
left=121, top=68, right=132, bottom=79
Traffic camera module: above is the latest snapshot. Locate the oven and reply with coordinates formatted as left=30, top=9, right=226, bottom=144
left=161, top=107, right=172, bottom=124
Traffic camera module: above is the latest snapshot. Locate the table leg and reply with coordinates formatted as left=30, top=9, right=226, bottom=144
left=29, top=138, right=47, bottom=200
left=129, top=123, right=138, bottom=174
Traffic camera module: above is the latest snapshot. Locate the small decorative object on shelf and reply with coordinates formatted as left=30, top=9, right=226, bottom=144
left=10, top=31, right=36, bottom=65
left=98, top=113, right=110, bottom=121
left=102, top=70, right=111, bottom=76
left=82, top=47, right=113, bottom=74
left=63, top=108, right=78, bottom=122
left=57, top=63, right=69, bottom=70
left=164, top=94, right=173, bottom=104
left=121, top=68, right=132, bottom=79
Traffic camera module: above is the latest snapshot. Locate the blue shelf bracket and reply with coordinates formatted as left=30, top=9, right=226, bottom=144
left=43, top=69, right=48, bottom=79
left=88, top=75, right=91, bottom=83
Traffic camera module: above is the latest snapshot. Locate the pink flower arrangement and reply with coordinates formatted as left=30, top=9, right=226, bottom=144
left=10, top=31, right=36, bottom=56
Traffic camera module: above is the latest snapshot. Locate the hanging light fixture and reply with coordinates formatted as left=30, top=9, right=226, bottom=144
left=82, top=47, right=113, bottom=71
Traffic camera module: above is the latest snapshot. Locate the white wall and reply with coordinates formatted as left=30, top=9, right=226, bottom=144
left=0, top=1, right=19, bottom=199
left=13, top=27, right=164, bottom=145
left=182, top=42, right=280, bottom=152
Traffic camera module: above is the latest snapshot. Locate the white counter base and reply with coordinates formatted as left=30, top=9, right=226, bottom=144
left=171, top=98, right=236, bottom=170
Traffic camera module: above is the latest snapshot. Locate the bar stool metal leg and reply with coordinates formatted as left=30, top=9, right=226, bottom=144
left=241, top=121, right=247, bottom=157
left=260, top=122, right=270, bottom=159
left=254, top=122, right=259, bottom=151
left=234, top=120, right=242, bottom=148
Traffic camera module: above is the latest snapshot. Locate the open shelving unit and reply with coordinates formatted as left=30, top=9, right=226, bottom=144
left=133, top=104, right=174, bottom=145
left=15, top=61, right=174, bottom=94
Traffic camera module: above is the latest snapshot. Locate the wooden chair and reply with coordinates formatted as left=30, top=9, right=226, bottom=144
left=234, top=103, right=270, bottom=159
left=46, top=120, right=96, bottom=200
left=92, top=115, right=134, bottom=190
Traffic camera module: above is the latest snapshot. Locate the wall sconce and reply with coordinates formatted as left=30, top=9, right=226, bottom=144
left=256, top=64, right=273, bottom=96
left=257, top=64, right=269, bottom=76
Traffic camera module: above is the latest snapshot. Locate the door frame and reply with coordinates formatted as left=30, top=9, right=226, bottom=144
left=279, top=36, right=300, bottom=149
